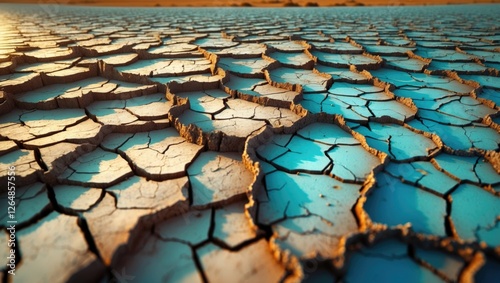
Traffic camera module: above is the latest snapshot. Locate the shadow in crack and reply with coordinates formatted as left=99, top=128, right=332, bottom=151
left=17, top=77, right=109, bottom=105
left=0, top=149, right=30, bottom=164
left=20, top=108, right=86, bottom=123
left=343, top=238, right=429, bottom=282
left=259, top=134, right=332, bottom=174
left=258, top=170, right=312, bottom=224
left=58, top=148, right=132, bottom=188
left=187, top=151, right=252, bottom=208
left=364, top=170, right=446, bottom=237
left=115, top=231, right=203, bottom=283
left=475, top=256, right=500, bottom=283
left=52, top=184, right=103, bottom=211
left=218, top=59, right=259, bottom=75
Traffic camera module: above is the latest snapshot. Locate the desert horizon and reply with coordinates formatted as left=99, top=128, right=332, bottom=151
left=0, top=0, right=497, bottom=7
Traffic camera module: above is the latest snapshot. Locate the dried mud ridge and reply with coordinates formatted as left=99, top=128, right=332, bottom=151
left=1, top=4, right=500, bottom=283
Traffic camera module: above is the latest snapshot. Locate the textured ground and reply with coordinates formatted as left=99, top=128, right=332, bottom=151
left=0, top=4, right=500, bottom=283
left=0, top=0, right=497, bottom=7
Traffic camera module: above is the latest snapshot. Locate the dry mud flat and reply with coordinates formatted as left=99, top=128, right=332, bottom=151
left=0, top=3, right=500, bottom=283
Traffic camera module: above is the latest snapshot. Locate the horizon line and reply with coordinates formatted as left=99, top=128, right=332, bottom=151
left=0, top=0, right=498, bottom=8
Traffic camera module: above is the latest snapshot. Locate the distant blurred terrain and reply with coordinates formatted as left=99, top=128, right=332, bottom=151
left=0, top=0, right=497, bottom=7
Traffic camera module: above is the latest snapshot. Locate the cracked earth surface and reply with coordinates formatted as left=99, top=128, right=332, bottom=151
left=0, top=3, right=499, bottom=283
